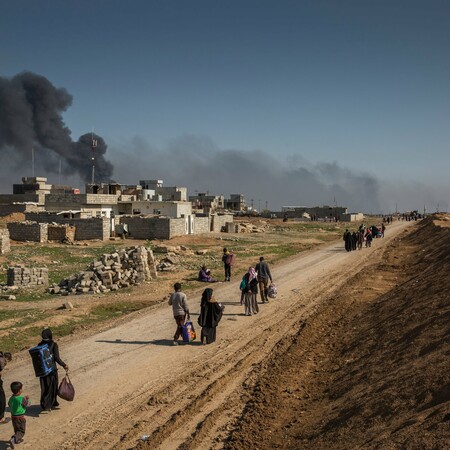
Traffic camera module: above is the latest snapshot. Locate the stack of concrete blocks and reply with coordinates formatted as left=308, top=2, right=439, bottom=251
left=7, top=266, right=49, bottom=288
left=0, top=229, right=10, bottom=254
left=7, top=221, right=48, bottom=243
left=48, top=245, right=158, bottom=295
left=47, top=224, right=76, bottom=242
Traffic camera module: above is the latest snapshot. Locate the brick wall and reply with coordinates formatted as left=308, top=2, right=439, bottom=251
left=45, top=193, right=118, bottom=205
left=48, top=224, right=76, bottom=242
left=0, top=229, right=10, bottom=254
left=120, top=216, right=172, bottom=240
left=169, top=218, right=188, bottom=238
left=7, top=266, right=49, bottom=287
left=210, top=214, right=234, bottom=232
left=0, top=204, right=44, bottom=217
left=0, top=193, right=43, bottom=205
left=25, top=213, right=110, bottom=240
left=194, top=216, right=210, bottom=234
left=7, top=222, right=48, bottom=243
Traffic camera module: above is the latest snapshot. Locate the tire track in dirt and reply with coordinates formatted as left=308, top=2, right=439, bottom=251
left=0, top=221, right=412, bottom=450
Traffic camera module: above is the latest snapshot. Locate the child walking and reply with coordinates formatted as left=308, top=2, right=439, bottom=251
left=8, top=381, right=30, bottom=448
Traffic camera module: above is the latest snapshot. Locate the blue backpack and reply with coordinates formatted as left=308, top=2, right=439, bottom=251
left=29, top=344, right=54, bottom=377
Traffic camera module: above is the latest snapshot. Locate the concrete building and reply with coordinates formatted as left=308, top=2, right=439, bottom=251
left=341, top=212, right=364, bottom=222
left=189, top=193, right=225, bottom=213
left=44, top=193, right=119, bottom=218
left=117, top=200, right=192, bottom=218
left=224, top=194, right=246, bottom=211
left=139, top=180, right=187, bottom=202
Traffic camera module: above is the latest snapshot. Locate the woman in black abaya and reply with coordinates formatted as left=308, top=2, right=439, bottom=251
left=38, top=328, right=69, bottom=411
left=197, top=288, right=224, bottom=345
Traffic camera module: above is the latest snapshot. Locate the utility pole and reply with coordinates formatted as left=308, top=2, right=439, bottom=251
left=91, top=130, right=98, bottom=185
left=31, top=147, right=35, bottom=177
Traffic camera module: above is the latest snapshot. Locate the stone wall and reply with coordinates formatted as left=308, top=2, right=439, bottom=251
left=25, top=213, right=110, bottom=240
left=210, top=214, right=234, bottom=232
left=7, top=221, right=48, bottom=243
left=0, top=229, right=10, bottom=254
left=48, top=224, right=76, bottom=242
left=7, top=266, right=49, bottom=287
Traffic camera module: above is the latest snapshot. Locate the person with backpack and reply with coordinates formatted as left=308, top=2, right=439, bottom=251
left=37, top=329, right=68, bottom=412
left=222, top=248, right=235, bottom=282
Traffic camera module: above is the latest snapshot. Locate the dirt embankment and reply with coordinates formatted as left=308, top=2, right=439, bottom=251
left=225, top=216, right=450, bottom=449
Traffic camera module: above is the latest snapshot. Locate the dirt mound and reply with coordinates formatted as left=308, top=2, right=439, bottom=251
left=225, top=216, right=450, bottom=449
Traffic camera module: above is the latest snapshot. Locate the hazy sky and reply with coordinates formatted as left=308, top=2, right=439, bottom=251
left=1, top=0, right=449, bottom=213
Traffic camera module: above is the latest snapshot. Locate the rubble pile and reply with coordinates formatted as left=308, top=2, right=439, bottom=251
left=48, top=246, right=157, bottom=295
left=235, top=222, right=267, bottom=233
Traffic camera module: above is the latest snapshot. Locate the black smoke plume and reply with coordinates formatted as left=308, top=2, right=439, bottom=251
left=0, top=71, right=114, bottom=182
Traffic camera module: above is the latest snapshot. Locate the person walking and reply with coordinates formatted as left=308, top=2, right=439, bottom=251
left=222, top=248, right=234, bottom=281
left=255, top=256, right=273, bottom=304
left=37, top=328, right=68, bottom=412
left=197, top=288, right=224, bottom=344
left=0, top=352, right=12, bottom=424
left=8, top=381, right=31, bottom=448
left=168, top=283, right=190, bottom=345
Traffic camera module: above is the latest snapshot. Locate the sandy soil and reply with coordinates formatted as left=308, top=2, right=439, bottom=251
left=1, top=218, right=444, bottom=450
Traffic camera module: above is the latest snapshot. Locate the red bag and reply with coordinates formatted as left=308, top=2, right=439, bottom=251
left=58, top=374, right=75, bottom=401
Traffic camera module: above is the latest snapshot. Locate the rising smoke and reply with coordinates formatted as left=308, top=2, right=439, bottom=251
left=109, top=134, right=383, bottom=212
left=0, top=71, right=113, bottom=184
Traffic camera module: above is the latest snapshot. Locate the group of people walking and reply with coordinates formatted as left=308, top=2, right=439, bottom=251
left=343, top=223, right=386, bottom=252
left=169, top=253, right=274, bottom=345
left=240, top=257, right=273, bottom=316
left=169, top=283, right=225, bottom=345
left=0, top=328, right=68, bottom=448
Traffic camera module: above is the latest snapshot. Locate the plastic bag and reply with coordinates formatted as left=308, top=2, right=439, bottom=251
left=268, top=283, right=277, bottom=298
left=58, top=374, right=75, bottom=401
left=181, top=321, right=196, bottom=343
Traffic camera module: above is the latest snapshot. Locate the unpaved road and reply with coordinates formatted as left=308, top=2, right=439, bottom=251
left=0, top=220, right=412, bottom=450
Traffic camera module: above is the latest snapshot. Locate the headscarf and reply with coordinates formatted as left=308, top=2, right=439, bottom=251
left=41, top=328, right=53, bottom=341
left=248, top=267, right=257, bottom=282
left=201, top=288, right=214, bottom=307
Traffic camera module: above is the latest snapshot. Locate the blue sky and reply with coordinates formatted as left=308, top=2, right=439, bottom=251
left=1, top=0, right=449, bottom=212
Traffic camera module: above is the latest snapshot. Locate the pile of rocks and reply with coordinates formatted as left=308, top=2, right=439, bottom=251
left=7, top=266, right=49, bottom=287
left=48, top=245, right=158, bottom=295
left=235, top=222, right=267, bottom=233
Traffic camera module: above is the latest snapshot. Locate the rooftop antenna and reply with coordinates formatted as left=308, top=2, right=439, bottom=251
left=91, top=128, right=98, bottom=185
left=58, top=159, right=62, bottom=185
left=32, top=147, right=35, bottom=177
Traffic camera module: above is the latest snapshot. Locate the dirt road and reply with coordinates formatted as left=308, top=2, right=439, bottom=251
left=0, top=220, right=412, bottom=449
